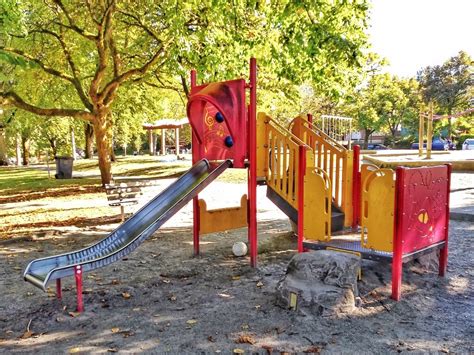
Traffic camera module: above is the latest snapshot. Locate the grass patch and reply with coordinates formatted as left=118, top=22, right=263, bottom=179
left=0, top=167, right=100, bottom=198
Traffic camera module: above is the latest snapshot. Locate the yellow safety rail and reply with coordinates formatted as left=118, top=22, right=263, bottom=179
left=256, top=113, right=313, bottom=209
left=360, top=167, right=395, bottom=252
left=289, top=115, right=354, bottom=226
left=304, top=167, right=332, bottom=241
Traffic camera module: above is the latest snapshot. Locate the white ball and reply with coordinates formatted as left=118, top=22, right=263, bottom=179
left=232, top=242, right=248, bottom=257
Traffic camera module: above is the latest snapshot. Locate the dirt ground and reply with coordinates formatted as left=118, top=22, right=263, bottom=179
left=0, top=177, right=473, bottom=353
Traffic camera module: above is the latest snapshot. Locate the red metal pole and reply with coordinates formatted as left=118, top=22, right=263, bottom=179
left=248, top=57, right=258, bottom=267
left=352, top=145, right=361, bottom=229
left=297, top=146, right=307, bottom=253
left=75, top=265, right=84, bottom=312
left=392, top=167, right=405, bottom=301
left=190, top=69, right=201, bottom=256
left=190, top=69, right=196, bottom=90
left=439, top=164, right=451, bottom=277
left=56, top=279, right=62, bottom=300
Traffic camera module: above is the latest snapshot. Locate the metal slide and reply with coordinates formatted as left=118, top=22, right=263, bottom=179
left=24, top=159, right=232, bottom=291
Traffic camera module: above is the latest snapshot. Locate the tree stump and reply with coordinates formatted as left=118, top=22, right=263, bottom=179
left=276, top=250, right=361, bottom=316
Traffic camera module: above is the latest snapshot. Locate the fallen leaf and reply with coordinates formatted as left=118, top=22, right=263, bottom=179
left=20, top=331, right=33, bottom=339
left=186, top=319, right=197, bottom=325
left=133, top=308, right=141, bottom=312
left=256, top=281, right=264, bottom=287
left=207, top=335, right=216, bottom=342
left=218, top=293, right=232, bottom=298
left=168, top=295, right=177, bottom=302
left=255, top=305, right=261, bottom=309
left=162, top=279, right=170, bottom=284
left=111, top=327, right=120, bottom=333
left=68, top=347, right=81, bottom=353
left=232, top=276, right=241, bottom=281
left=241, top=324, right=249, bottom=330
left=111, top=279, right=120, bottom=285
left=233, top=349, right=245, bottom=354
left=236, top=334, right=256, bottom=345
left=68, top=311, right=80, bottom=318
left=303, top=346, right=321, bottom=353
left=122, top=292, right=131, bottom=299
left=107, top=348, right=118, bottom=353
left=13, top=266, right=21, bottom=270
left=121, top=331, right=135, bottom=338
left=26, top=292, right=34, bottom=296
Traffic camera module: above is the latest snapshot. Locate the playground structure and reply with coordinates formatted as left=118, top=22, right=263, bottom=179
left=24, top=59, right=451, bottom=311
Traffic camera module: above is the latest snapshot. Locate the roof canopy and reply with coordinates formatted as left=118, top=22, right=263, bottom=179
left=143, top=118, right=189, bottom=130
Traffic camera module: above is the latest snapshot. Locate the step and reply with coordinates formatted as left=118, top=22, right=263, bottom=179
left=266, top=186, right=345, bottom=233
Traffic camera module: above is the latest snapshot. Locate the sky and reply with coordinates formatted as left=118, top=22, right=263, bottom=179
left=368, top=0, right=474, bottom=78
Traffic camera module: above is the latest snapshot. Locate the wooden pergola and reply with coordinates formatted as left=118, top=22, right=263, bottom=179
left=143, top=118, right=189, bottom=158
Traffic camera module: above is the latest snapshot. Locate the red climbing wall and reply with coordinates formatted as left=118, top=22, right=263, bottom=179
left=396, top=165, right=450, bottom=254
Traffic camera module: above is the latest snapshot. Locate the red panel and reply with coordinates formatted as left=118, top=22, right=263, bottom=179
left=187, top=79, right=247, bottom=168
left=397, top=165, right=449, bottom=254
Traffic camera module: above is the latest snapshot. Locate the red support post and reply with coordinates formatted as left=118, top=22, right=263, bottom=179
left=297, top=146, right=307, bottom=253
left=392, top=167, right=405, bottom=301
left=56, top=279, right=62, bottom=300
left=352, top=145, right=361, bottom=229
left=439, top=164, right=451, bottom=277
left=74, top=265, right=84, bottom=312
left=248, top=57, right=258, bottom=267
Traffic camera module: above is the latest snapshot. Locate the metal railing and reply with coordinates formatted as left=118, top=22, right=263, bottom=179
left=289, top=115, right=353, bottom=226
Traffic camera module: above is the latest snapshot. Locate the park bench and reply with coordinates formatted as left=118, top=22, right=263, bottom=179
left=105, top=182, right=143, bottom=222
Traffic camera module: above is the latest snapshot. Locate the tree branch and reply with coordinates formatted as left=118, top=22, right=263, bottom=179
left=100, top=46, right=165, bottom=105
left=0, top=47, right=75, bottom=82
left=1, top=91, right=93, bottom=121
left=53, top=0, right=97, bottom=40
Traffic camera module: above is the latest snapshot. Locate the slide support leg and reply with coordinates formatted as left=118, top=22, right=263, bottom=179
left=75, top=265, right=84, bottom=312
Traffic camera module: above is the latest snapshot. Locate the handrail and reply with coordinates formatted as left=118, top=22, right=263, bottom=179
left=259, top=113, right=313, bottom=210
left=289, top=116, right=347, bottom=152
left=288, top=115, right=354, bottom=227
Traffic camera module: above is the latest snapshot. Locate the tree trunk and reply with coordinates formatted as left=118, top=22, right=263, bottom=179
left=84, top=122, right=94, bottom=158
left=93, top=114, right=113, bottom=185
left=21, top=136, right=30, bottom=166
left=447, top=107, right=452, bottom=140
left=0, top=126, right=8, bottom=165
left=363, top=129, right=371, bottom=149
left=48, top=138, right=57, bottom=157
left=15, top=133, right=21, bottom=166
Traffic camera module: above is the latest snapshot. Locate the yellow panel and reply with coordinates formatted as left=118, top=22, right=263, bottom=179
left=360, top=169, right=395, bottom=252
left=256, top=112, right=268, bottom=180
left=342, top=150, right=353, bottom=227
left=304, top=167, right=331, bottom=241
left=199, top=195, right=248, bottom=235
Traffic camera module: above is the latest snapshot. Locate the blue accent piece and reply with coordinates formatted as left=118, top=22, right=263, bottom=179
left=224, top=136, right=234, bottom=148
left=215, top=112, right=224, bottom=123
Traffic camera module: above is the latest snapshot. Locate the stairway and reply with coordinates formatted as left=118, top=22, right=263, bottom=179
left=267, top=186, right=344, bottom=233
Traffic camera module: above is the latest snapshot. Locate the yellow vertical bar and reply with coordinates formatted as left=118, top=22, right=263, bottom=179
left=427, top=102, right=433, bottom=159
left=289, top=147, right=295, bottom=200
left=335, top=154, right=341, bottom=206
left=329, top=151, right=335, bottom=198
left=282, top=141, right=288, bottom=198
left=342, top=150, right=354, bottom=226
left=256, top=113, right=268, bottom=178
left=276, top=137, right=282, bottom=191
left=418, top=111, right=424, bottom=157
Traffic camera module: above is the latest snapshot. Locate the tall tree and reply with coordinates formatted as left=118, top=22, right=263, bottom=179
left=1, top=0, right=369, bottom=184
left=417, top=51, right=473, bottom=138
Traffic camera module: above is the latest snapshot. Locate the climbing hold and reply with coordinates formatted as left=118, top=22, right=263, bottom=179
left=224, top=136, right=234, bottom=147
left=215, top=112, right=224, bottom=123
